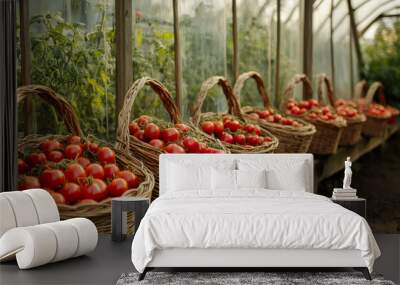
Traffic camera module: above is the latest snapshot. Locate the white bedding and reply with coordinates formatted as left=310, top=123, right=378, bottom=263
left=131, top=190, right=380, bottom=273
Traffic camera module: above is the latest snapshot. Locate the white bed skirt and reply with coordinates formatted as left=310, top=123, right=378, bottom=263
left=148, top=248, right=366, bottom=268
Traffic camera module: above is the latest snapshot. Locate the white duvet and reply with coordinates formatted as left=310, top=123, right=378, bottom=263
left=131, top=190, right=380, bottom=273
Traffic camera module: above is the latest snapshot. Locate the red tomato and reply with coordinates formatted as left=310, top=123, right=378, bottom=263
left=287, top=102, right=296, bottom=110
left=246, top=134, right=261, bottom=146
left=290, top=106, right=300, bottom=115
left=96, top=147, right=116, bottom=164
left=164, top=144, right=185, bottom=153
left=144, top=123, right=161, bottom=141
left=27, top=152, right=47, bottom=167
left=18, top=159, right=29, bottom=174
left=107, top=178, right=128, bottom=197
left=87, top=142, right=99, bottom=153
left=267, top=115, right=275, bottom=122
left=309, top=99, right=319, bottom=107
left=182, top=137, right=200, bottom=153
left=18, top=176, right=40, bottom=190
left=47, top=150, right=64, bottom=163
left=137, top=115, right=151, bottom=127
left=201, top=121, right=215, bottom=135
left=213, top=121, right=224, bottom=134
left=223, top=116, right=232, bottom=124
left=258, top=110, right=270, bottom=119
left=64, top=144, right=82, bottom=160
left=322, top=106, right=331, bottom=114
left=129, top=122, right=140, bottom=135
left=282, top=118, right=294, bottom=126
left=264, top=137, right=273, bottom=143
left=59, top=182, right=81, bottom=204
left=81, top=178, right=108, bottom=201
left=133, top=130, right=145, bottom=141
left=274, top=114, right=283, bottom=122
left=227, top=120, right=241, bottom=132
left=76, top=199, right=97, bottom=206
left=50, top=191, right=66, bottom=204
left=67, top=135, right=81, bottom=145
left=253, top=125, right=261, bottom=135
left=116, top=170, right=141, bottom=189
left=233, top=134, right=246, bottom=145
left=149, top=139, right=165, bottom=149
left=40, top=139, right=62, bottom=153
left=161, top=128, right=180, bottom=142
left=175, top=123, right=190, bottom=133
left=198, top=142, right=207, bottom=153
left=220, top=132, right=234, bottom=144
left=307, top=113, right=318, bottom=120
left=64, top=163, right=86, bottom=183
left=39, top=169, right=65, bottom=190
left=202, top=147, right=224, bottom=154
left=244, top=124, right=256, bottom=134
left=103, top=164, right=120, bottom=180
left=299, top=101, right=311, bottom=110
left=85, top=163, right=105, bottom=179
left=77, top=157, right=91, bottom=168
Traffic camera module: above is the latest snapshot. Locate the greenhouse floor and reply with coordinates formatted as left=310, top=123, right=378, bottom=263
left=0, top=234, right=399, bottom=285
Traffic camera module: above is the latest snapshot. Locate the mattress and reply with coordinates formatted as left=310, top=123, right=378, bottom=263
left=131, top=189, right=380, bottom=273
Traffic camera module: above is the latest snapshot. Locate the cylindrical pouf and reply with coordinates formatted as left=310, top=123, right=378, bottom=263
left=0, top=192, right=39, bottom=227
left=23, top=189, right=60, bottom=224
left=0, top=218, right=98, bottom=269
left=0, top=196, right=17, bottom=237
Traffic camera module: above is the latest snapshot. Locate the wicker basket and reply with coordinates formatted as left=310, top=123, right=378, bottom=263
left=362, top=82, right=391, bottom=137
left=233, top=71, right=315, bottom=153
left=318, top=75, right=366, bottom=146
left=281, top=74, right=346, bottom=155
left=191, top=76, right=279, bottom=153
left=17, top=85, right=155, bottom=233
left=116, top=77, right=227, bottom=200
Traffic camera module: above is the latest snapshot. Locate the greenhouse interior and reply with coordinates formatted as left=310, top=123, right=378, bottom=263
left=1, top=0, right=400, bottom=284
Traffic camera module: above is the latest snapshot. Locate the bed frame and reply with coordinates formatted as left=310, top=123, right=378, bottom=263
left=138, top=154, right=372, bottom=281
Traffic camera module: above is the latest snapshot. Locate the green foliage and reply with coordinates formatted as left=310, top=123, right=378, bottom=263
left=363, top=20, right=400, bottom=108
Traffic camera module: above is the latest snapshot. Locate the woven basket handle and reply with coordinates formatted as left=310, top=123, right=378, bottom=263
left=17, top=85, right=83, bottom=136
left=365, top=81, right=386, bottom=107
left=233, top=71, right=272, bottom=109
left=280, top=74, right=313, bottom=111
left=317, top=74, right=335, bottom=106
left=116, top=77, right=181, bottom=149
left=191, top=76, right=242, bottom=126
left=353, top=80, right=368, bottom=100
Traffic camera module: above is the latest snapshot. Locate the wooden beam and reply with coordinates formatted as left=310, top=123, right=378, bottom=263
left=232, top=0, right=239, bottom=81
left=346, top=0, right=364, bottom=75
left=314, top=0, right=344, bottom=35
left=302, top=0, right=313, bottom=99
left=115, top=0, right=133, bottom=128
left=172, top=0, right=182, bottom=112
left=349, top=25, right=354, bottom=98
left=329, top=0, right=335, bottom=89
left=19, top=0, right=35, bottom=135
left=274, top=0, right=281, bottom=105
left=359, top=9, right=400, bottom=38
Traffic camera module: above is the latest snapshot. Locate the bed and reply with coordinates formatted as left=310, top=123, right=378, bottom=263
left=131, top=154, right=380, bottom=280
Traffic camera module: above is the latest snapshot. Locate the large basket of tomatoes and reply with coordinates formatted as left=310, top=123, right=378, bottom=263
left=233, top=71, right=316, bottom=153
left=191, top=76, right=279, bottom=153
left=116, top=77, right=227, bottom=200
left=359, top=82, right=395, bottom=137
left=17, top=85, right=155, bottom=233
left=282, top=74, right=347, bottom=155
left=320, top=75, right=366, bottom=146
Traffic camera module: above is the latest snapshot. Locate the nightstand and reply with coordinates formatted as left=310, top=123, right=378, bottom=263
left=331, top=198, right=366, bottom=219
left=111, top=197, right=149, bottom=242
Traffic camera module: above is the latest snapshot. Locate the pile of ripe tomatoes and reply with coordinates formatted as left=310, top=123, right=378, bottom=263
left=246, top=108, right=304, bottom=128
left=129, top=115, right=225, bottom=153
left=18, top=136, right=141, bottom=205
left=285, top=98, right=342, bottom=123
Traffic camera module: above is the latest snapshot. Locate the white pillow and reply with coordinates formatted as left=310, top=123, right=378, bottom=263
left=167, top=163, right=212, bottom=191
left=237, top=159, right=308, bottom=192
left=212, top=168, right=237, bottom=190
left=236, top=169, right=267, bottom=189
left=266, top=167, right=306, bottom=192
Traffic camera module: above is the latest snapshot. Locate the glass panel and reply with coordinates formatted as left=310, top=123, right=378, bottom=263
left=131, top=0, right=175, bottom=121
left=179, top=0, right=230, bottom=118
left=280, top=0, right=301, bottom=100
left=237, top=0, right=277, bottom=107
left=19, top=0, right=116, bottom=138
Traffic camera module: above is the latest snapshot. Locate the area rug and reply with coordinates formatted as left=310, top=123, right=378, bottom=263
left=116, top=271, right=396, bottom=285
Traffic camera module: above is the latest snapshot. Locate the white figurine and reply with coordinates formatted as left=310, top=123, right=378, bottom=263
left=343, top=157, right=353, bottom=190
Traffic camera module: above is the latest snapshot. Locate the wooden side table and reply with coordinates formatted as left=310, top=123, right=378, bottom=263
left=111, top=197, right=149, bottom=242
left=331, top=198, right=366, bottom=219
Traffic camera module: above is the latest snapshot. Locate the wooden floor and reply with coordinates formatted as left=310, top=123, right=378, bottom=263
left=0, top=234, right=399, bottom=285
